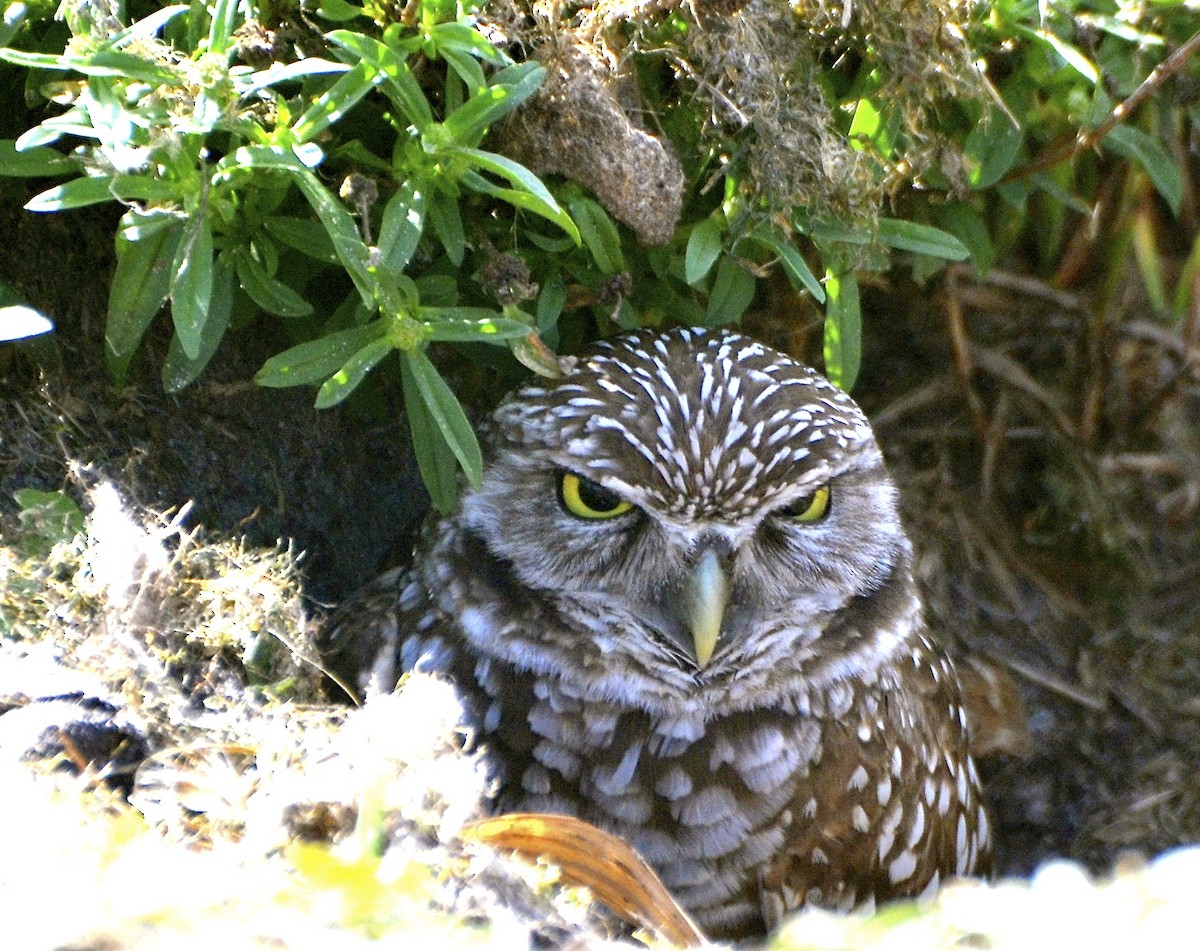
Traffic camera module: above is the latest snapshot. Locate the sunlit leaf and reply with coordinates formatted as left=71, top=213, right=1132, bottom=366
left=377, top=181, right=426, bottom=272
left=453, top=148, right=579, bottom=243
left=326, top=30, right=432, bottom=130
left=823, top=269, right=861, bottom=391
left=422, top=311, right=530, bottom=342
left=315, top=337, right=394, bottom=407
left=170, top=211, right=214, bottom=360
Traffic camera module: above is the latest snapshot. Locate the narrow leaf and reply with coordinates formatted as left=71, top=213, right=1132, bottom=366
left=452, top=148, right=579, bottom=243
left=442, top=62, right=544, bottom=145
left=256, top=320, right=389, bottom=387
left=235, top=248, right=314, bottom=317
left=0, top=140, right=80, bottom=178
left=877, top=219, right=970, bottom=261
left=746, top=228, right=825, bottom=302
left=163, top=251, right=235, bottom=391
left=170, top=212, right=214, bottom=360
left=402, top=347, right=483, bottom=487
left=106, top=211, right=182, bottom=382
left=823, top=269, right=861, bottom=391
left=401, top=353, right=460, bottom=513
left=567, top=193, right=623, bottom=274
left=427, top=191, right=465, bottom=265
left=291, top=61, right=378, bottom=144
left=315, top=337, right=394, bottom=408
left=377, top=181, right=426, bottom=272
left=703, top=257, right=755, bottom=326
left=25, top=174, right=176, bottom=211
left=1103, top=125, right=1183, bottom=216
left=326, top=30, right=432, bottom=129
left=422, top=311, right=530, bottom=342
left=263, top=216, right=338, bottom=264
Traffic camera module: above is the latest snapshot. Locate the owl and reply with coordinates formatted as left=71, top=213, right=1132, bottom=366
left=320, top=327, right=990, bottom=939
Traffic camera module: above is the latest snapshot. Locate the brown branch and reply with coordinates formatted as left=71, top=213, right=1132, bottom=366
left=1001, top=26, right=1200, bottom=185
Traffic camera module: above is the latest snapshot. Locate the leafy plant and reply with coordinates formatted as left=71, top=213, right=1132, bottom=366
left=1, top=0, right=1198, bottom=508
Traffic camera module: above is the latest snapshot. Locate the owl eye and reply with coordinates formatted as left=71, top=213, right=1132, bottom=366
left=559, top=472, right=634, bottom=520
left=778, top=485, right=831, bottom=523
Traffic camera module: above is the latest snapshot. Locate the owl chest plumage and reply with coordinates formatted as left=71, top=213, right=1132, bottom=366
left=398, top=524, right=989, bottom=939
left=317, top=328, right=993, bottom=941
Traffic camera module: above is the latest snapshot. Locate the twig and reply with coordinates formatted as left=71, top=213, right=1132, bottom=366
left=1002, top=26, right=1200, bottom=185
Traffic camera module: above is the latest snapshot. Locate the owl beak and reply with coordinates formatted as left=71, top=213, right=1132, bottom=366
left=684, top=547, right=730, bottom=669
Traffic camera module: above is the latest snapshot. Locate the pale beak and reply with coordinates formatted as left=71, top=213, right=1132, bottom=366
left=684, top=547, right=730, bottom=668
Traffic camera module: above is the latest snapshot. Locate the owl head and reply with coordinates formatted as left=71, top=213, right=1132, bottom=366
left=456, top=328, right=914, bottom=704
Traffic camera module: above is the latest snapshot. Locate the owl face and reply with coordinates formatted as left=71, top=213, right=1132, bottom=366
left=457, top=328, right=912, bottom=696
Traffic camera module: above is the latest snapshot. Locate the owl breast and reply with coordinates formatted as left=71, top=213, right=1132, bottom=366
left=322, top=327, right=991, bottom=940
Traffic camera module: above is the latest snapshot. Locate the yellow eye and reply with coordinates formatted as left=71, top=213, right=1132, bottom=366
left=779, top=485, right=831, bottom=523
left=559, top=473, right=634, bottom=520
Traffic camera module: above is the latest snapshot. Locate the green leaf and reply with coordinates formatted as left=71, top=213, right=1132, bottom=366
left=318, top=0, right=365, bottom=21
left=427, top=191, right=465, bottom=265
left=235, top=248, right=314, bottom=317
left=243, top=59, right=351, bottom=96
left=377, top=181, right=427, bottom=272
left=0, top=0, right=32, bottom=48
left=222, top=146, right=373, bottom=303
left=291, top=61, right=379, bottom=144
left=163, top=251, right=235, bottom=391
left=441, top=62, right=544, bottom=145
left=400, top=352, right=460, bottom=513
left=13, top=488, right=85, bottom=555
left=256, top=320, right=389, bottom=388
left=263, top=216, right=339, bottom=264
left=703, top=257, right=755, bottom=326
left=745, top=228, right=825, bottom=302
left=0, top=141, right=80, bottom=178
left=452, top=147, right=579, bottom=243
left=106, top=211, right=182, bottom=383
left=964, top=113, right=1023, bottom=190
left=170, top=212, right=214, bottom=361
left=823, top=269, right=861, bottom=391
left=315, top=337, right=394, bottom=408
left=427, top=21, right=508, bottom=64
left=401, top=347, right=482, bottom=487
left=933, top=203, right=994, bottom=277
left=24, top=175, right=177, bottom=211
left=1103, top=125, right=1183, bottom=216
left=685, top=218, right=723, bottom=285
left=326, top=30, right=432, bottom=130
left=422, top=311, right=530, bottom=342
left=877, top=219, right=970, bottom=261
left=567, top=193, right=623, bottom=274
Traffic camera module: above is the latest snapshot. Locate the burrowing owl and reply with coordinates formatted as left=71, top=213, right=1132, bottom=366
left=321, top=327, right=990, bottom=939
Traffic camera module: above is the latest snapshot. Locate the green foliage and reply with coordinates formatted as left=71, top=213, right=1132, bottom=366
left=11, top=488, right=85, bottom=557
left=1, top=0, right=1198, bottom=505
